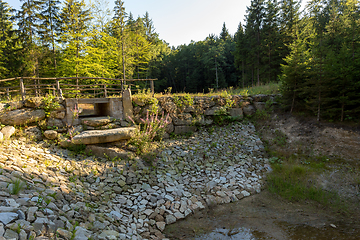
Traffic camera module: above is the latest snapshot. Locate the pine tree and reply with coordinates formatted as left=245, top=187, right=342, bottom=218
left=16, top=0, right=42, bottom=77
left=220, top=22, right=231, bottom=41
left=0, top=0, right=15, bottom=79
left=245, top=0, right=265, bottom=86
left=38, top=0, right=61, bottom=76
left=234, top=22, right=248, bottom=88
left=263, top=0, right=282, bottom=83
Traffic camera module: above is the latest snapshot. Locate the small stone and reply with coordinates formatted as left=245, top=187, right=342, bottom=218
left=165, top=214, right=176, bottom=225
left=109, top=211, right=122, bottom=220
left=156, top=222, right=166, bottom=231
left=27, top=207, right=38, bottom=222
left=0, top=212, right=18, bottom=225
left=4, top=229, right=18, bottom=239
left=57, top=228, right=73, bottom=239
left=241, top=190, right=250, bottom=197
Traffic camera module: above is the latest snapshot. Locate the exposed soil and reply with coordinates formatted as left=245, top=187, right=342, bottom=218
left=164, top=112, right=360, bottom=239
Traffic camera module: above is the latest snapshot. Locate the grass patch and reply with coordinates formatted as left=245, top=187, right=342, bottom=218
left=267, top=163, right=344, bottom=210
left=9, top=178, right=26, bottom=195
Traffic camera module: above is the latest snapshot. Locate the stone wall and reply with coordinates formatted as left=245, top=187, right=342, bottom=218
left=131, top=94, right=277, bottom=136
left=0, top=93, right=277, bottom=141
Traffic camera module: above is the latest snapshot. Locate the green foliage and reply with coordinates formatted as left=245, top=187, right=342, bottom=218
left=66, top=143, right=86, bottom=155
left=42, top=94, right=60, bottom=117
left=267, top=163, right=342, bottom=207
left=9, top=178, right=26, bottom=195
left=127, top=111, right=170, bottom=155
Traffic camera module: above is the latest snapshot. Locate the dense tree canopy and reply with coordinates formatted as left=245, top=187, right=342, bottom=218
left=0, top=0, right=359, bottom=121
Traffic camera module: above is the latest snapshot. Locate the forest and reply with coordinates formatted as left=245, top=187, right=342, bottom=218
left=0, top=0, right=359, bottom=121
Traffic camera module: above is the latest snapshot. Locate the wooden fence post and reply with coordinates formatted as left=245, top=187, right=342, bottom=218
left=56, top=79, right=62, bottom=98
left=121, top=80, right=124, bottom=95
left=20, top=78, right=25, bottom=101
left=104, top=84, right=108, bottom=98
left=150, top=80, right=154, bottom=95
left=6, top=88, right=10, bottom=101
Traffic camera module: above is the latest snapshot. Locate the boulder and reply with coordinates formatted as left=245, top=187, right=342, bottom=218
left=254, top=102, right=266, bottom=111
left=172, top=113, right=193, bottom=126
left=204, top=107, right=223, bottom=116
left=71, top=127, right=136, bottom=145
left=24, top=97, right=43, bottom=108
left=44, top=130, right=58, bottom=140
left=243, top=105, right=256, bottom=116
left=0, top=109, right=45, bottom=125
left=229, top=108, right=244, bottom=118
left=47, top=118, right=64, bottom=128
left=0, top=132, right=3, bottom=142
left=0, top=126, right=15, bottom=139
left=7, top=101, right=23, bottom=110
left=0, top=103, right=5, bottom=112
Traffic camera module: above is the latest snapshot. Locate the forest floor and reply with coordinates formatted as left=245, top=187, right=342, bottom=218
left=164, top=111, right=360, bottom=239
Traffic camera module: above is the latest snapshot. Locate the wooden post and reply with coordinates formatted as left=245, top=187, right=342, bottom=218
left=52, top=84, right=56, bottom=96
left=150, top=80, right=154, bottom=96
left=56, top=79, right=61, bottom=97
left=35, top=79, right=39, bottom=97
left=20, top=78, right=25, bottom=101
left=6, top=88, right=10, bottom=101
left=121, top=80, right=124, bottom=96
left=104, top=84, right=108, bottom=98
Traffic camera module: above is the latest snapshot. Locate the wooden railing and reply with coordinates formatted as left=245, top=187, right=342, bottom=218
left=0, top=77, right=157, bottom=101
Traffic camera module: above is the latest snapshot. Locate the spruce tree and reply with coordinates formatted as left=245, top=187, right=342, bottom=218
left=38, top=0, right=61, bottom=76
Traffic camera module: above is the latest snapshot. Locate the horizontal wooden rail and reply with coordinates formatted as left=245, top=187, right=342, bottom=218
left=0, top=77, right=158, bottom=100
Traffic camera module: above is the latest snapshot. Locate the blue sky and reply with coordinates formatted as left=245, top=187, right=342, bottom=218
left=8, top=0, right=309, bottom=47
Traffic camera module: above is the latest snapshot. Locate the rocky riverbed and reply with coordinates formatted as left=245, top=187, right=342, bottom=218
left=0, top=122, right=270, bottom=240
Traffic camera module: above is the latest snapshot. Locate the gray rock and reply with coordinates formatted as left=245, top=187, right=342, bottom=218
left=0, top=126, right=15, bottom=139
left=243, top=105, right=256, bottom=116
left=71, top=127, right=136, bottom=145
left=0, top=212, right=18, bottom=225
left=172, top=113, right=193, bottom=126
left=165, top=214, right=176, bottom=225
left=156, top=221, right=166, bottom=231
left=47, top=118, right=64, bottom=128
left=4, top=229, right=18, bottom=239
left=0, top=109, right=45, bottom=125
left=229, top=108, right=244, bottom=118
left=24, top=126, right=43, bottom=141
left=109, top=211, right=122, bottom=220
left=56, top=228, right=72, bottom=239
left=73, top=226, right=92, bottom=240
left=254, top=102, right=266, bottom=111
left=27, top=207, right=38, bottom=222
left=98, top=230, right=120, bottom=239
left=174, top=126, right=196, bottom=135
left=81, top=117, right=113, bottom=127
left=43, top=130, right=58, bottom=140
